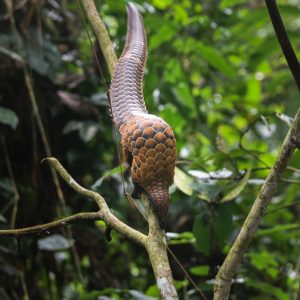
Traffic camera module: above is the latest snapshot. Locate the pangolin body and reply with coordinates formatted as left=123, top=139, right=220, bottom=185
left=110, top=3, right=176, bottom=229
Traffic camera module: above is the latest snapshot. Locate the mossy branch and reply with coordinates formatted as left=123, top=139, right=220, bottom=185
left=80, top=0, right=117, bottom=76
left=0, top=158, right=147, bottom=246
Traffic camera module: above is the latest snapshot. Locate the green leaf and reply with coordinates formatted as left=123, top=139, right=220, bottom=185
left=189, top=265, right=210, bottom=276
left=214, top=205, right=233, bottom=250
left=174, top=167, right=194, bottom=196
left=174, top=280, right=188, bottom=290
left=245, top=76, right=261, bottom=104
left=220, top=170, right=250, bottom=202
left=0, top=106, right=19, bottom=129
left=167, top=231, right=195, bottom=245
left=193, top=214, right=212, bottom=255
left=257, top=223, right=300, bottom=237
left=152, top=0, right=172, bottom=10
left=197, top=43, right=236, bottom=79
left=245, top=280, right=289, bottom=300
left=172, top=82, right=195, bottom=110
left=149, top=24, right=176, bottom=51
left=91, top=165, right=124, bottom=189
left=220, top=0, right=247, bottom=8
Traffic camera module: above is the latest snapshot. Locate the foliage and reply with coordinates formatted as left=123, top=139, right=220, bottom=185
left=0, top=0, right=300, bottom=299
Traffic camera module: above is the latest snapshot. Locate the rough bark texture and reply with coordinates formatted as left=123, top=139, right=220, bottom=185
left=213, top=108, right=300, bottom=299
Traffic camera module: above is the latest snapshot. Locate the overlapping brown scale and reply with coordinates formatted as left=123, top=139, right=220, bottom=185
left=121, top=115, right=176, bottom=200
left=109, top=4, right=177, bottom=228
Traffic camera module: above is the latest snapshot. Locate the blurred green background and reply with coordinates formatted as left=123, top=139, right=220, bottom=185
left=0, top=0, right=300, bottom=299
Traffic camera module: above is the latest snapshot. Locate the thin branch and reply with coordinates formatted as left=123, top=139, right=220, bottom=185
left=214, top=108, right=300, bottom=299
left=0, top=212, right=100, bottom=237
left=265, top=0, right=300, bottom=92
left=80, top=0, right=117, bottom=76
left=266, top=198, right=300, bottom=215
left=0, top=158, right=147, bottom=245
left=24, top=68, right=66, bottom=206
left=1, top=134, right=20, bottom=229
left=41, top=157, right=104, bottom=209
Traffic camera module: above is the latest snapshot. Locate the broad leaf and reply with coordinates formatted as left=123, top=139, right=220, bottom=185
left=0, top=106, right=18, bottom=129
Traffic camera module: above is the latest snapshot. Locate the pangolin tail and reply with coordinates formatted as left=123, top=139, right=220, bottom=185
left=110, top=3, right=148, bottom=128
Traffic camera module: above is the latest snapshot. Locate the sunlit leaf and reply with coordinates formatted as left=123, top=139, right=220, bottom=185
left=149, top=24, right=176, bottom=51
left=167, top=231, right=195, bottom=245
left=189, top=265, right=210, bottom=276
left=174, top=167, right=194, bottom=196
left=152, top=0, right=172, bottom=9
left=245, top=76, right=261, bottom=104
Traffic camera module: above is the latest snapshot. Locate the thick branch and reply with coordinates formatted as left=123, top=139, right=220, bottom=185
left=141, top=195, right=179, bottom=300
left=80, top=0, right=117, bottom=76
left=265, top=0, right=300, bottom=92
left=77, top=3, right=179, bottom=298
left=214, top=108, right=300, bottom=299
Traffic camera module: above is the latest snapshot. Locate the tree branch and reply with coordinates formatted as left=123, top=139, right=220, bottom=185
left=213, top=1, right=300, bottom=298
left=141, top=195, right=179, bottom=300
left=0, top=158, right=147, bottom=246
left=0, top=212, right=100, bottom=237
left=213, top=97, right=300, bottom=299
left=80, top=0, right=117, bottom=76
left=265, top=0, right=300, bottom=92
left=79, top=3, right=180, bottom=297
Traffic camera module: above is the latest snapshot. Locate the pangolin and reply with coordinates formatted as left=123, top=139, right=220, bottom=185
left=110, top=3, right=177, bottom=229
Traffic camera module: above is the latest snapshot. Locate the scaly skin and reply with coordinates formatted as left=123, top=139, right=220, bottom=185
left=110, top=4, right=176, bottom=228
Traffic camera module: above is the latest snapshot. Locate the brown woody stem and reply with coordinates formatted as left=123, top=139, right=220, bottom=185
left=214, top=109, right=300, bottom=299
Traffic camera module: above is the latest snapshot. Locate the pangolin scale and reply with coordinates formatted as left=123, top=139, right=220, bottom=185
left=110, top=3, right=176, bottom=229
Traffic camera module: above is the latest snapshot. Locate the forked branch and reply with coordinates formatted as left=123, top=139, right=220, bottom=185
left=0, top=158, right=147, bottom=246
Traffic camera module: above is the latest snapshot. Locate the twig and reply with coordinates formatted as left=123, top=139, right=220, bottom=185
left=24, top=68, right=66, bottom=206
left=214, top=108, right=300, bottom=299
left=1, top=135, right=20, bottom=229
left=0, top=212, right=100, bottom=237
left=265, top=0, right=300, bottom=92
left=266, top=199, right=300, bottom=215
